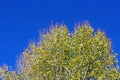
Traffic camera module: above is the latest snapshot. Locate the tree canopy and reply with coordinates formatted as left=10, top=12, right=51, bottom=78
left=0, top=22, right=120, bottom=80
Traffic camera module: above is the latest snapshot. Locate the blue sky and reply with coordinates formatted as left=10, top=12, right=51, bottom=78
left=0, top=0, right=120, bottom=69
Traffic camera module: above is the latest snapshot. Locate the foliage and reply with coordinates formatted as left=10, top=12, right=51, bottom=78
left=0, top=65, right=18, bottom=80
left=0, top=22, right=120, bottom=80
left=17, top=23, right=120, bottom=80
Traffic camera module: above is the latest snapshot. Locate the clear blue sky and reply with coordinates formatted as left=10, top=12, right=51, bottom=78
left=0, top=0, right=120, bottom=69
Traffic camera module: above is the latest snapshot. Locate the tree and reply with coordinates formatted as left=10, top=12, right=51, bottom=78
left=16, top=22, right=120, bottom=80
left=0, top=65, right=18, bottom=80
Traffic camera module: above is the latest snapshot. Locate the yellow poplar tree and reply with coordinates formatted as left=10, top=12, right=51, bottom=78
left=17, top=22, right=120, bottom=80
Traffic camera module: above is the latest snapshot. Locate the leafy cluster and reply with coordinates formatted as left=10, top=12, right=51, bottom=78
left=0, top=22, right=120, bottom=80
